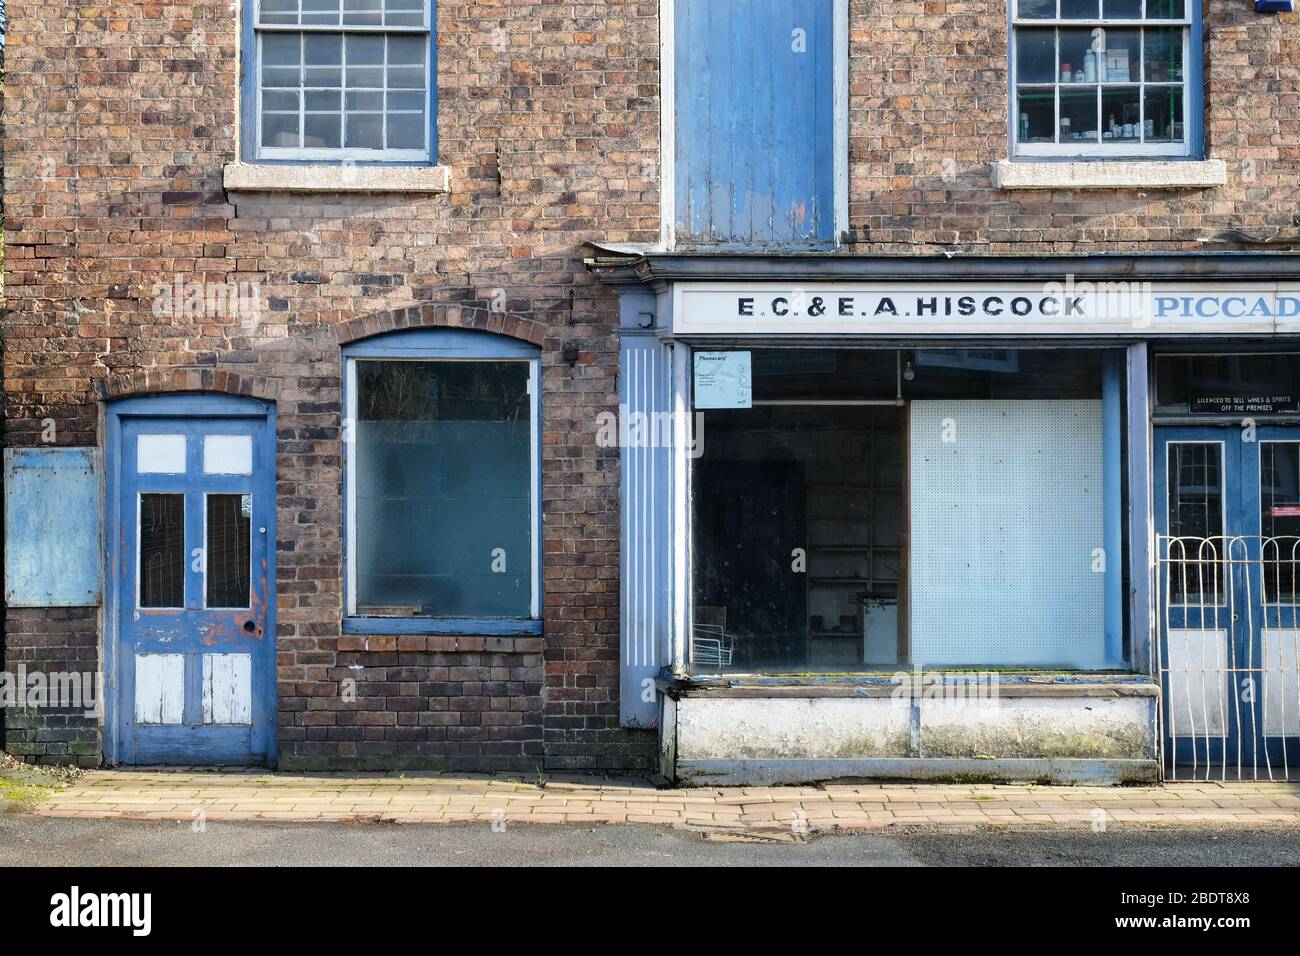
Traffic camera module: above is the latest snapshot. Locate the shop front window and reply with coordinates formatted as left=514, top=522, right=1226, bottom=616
left=690, top=348, right=1127, bottom=674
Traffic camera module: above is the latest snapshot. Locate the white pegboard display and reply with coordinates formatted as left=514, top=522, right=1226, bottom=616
left=909, top=400, right=1106, bottom=667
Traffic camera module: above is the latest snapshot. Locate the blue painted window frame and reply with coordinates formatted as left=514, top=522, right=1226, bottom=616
left=1006, top=0, right=1204, bottom=161
left=342, top=329, right=543, bottom=637
left=103, top=394, right=279, bottom=766
left=240, top=0, right=439, bottom=166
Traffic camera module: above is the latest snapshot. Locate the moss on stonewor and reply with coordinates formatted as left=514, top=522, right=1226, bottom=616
left=0, top=751, right=81, bottom=813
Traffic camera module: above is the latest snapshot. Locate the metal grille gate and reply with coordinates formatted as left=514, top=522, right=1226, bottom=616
left=1156, top=535, right=1300, bottom=780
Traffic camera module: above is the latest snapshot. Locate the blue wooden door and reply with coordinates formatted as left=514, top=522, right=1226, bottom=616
left=115, top=412, right=275, bottom=765
left=1156, top=424, right=1300, bottom=779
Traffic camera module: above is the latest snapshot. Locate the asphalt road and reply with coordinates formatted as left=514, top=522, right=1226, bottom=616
left=2, top=815, right=1298, bottom=866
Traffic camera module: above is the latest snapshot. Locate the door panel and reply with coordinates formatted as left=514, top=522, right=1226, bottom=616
left=115, top=413, right=274, bottom=765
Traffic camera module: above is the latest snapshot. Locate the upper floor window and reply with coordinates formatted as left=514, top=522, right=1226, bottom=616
left=252, top=0, right=433, bottom=162
left=1012, top=0, right=1196, bottom=158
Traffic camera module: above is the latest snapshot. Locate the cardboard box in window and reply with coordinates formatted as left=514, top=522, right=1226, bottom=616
left=1105, top=49, right=1132, bottom=83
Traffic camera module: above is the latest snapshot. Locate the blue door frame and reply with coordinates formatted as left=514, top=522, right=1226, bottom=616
left=1155, top=423, right=1300, bottom=778
left=104, top=395, right=277, bottom=766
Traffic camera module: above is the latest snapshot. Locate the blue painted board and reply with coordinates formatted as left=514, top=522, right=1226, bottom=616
left=4, top=448, right=102, bottom=607
left=674, top=0, right=836, bottom=248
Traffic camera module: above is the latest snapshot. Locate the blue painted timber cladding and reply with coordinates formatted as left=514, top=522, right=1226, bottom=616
left=4, top=448, right=102, bottom=607
left=674, top=0, right=836, bottom=249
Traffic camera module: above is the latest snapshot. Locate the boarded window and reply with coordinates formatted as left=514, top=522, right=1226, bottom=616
left=673, top=0, right=838, bottom=248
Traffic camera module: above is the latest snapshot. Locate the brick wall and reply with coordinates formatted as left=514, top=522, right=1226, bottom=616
left=2, top=0, right=1298, bottom=771
left=2, top=609, right=101, bottom=767
left=2, top=0, right=660, bottom=772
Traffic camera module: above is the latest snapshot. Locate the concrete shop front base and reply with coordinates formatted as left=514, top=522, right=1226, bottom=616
left=658, top=678, right=1160, bottom=786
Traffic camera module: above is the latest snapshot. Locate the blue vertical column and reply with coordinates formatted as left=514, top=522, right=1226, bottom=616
left=619, top=330, right=674, bottom=727
left=1103, top=351, right=1125, bottom=667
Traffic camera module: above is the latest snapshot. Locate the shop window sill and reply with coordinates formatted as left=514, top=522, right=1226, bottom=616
left=660, top=673, right=1156, bottom=699
left=993, top=159, right=1226, bottom=191
left=343, top=617, right=541, bottom=637
left=222, top=162, right=451, bottom=194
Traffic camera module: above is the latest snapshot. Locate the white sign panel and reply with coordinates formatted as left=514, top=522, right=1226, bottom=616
left=693, top=351, right=752, bottom=408
left=671, top=281, right=1300, bottom=337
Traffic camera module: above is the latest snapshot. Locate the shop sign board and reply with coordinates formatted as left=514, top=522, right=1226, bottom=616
left=670, top=282, right=1300, bottom=337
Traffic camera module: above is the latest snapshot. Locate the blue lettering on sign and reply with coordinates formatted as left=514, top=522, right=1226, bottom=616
left=1155, top=295, right=1300, bottom=320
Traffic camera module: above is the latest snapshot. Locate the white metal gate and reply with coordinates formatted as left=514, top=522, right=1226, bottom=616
left=1156, top=535, right=1300, bottom=780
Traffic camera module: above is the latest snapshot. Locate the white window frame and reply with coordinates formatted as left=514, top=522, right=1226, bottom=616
left=1011, top=0, right=1193, bottom=159
left=343, top=354, right=541, bottom=622
left=254, top=0, right=432, bottom=162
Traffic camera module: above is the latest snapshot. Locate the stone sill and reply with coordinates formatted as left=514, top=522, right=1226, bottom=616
left=661, top=674, right=1158, bottom=699
left=223, top=162, right=451, bottom=194
left=994, top=158, right=1226, bottom=190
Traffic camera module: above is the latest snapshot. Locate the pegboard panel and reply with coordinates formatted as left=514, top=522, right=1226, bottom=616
left=909, top=400, right=1106, bottom=667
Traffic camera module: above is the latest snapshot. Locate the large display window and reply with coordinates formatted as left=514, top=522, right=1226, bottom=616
left=689, top=347, right=1129, bottom=674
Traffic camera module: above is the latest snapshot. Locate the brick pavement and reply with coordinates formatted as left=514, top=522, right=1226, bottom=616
left=30, top=770, right=1300, bottom=833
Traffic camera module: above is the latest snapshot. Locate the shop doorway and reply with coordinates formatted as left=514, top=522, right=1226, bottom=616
left=1155, top=424, right=1300, bottom=780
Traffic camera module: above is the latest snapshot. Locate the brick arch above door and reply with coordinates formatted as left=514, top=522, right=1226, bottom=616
left=94, top=368, right=281, bottom=403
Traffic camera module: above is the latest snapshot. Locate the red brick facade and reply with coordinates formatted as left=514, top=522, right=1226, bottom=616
left=2, top=0, right=1298, bottom=769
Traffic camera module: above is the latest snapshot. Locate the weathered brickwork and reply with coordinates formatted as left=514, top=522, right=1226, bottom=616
left=2, top=0, right=1298, bottom=770
left=844, top=1, right=1300, bottom=252
left=2, top=609, right=101, bottom=767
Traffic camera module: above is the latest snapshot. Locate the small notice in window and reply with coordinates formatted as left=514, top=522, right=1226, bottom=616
left=1272, top=505, right=1300, bottom=518
left=693, top=351, right=752, bottom=409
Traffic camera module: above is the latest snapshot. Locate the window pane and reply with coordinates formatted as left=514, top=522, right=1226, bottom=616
left=1060, top=86, right=1099, bottom=142
left=304, top=33, right=343, bottom=87
left=1017, top=87, right=1056, bottom=143
left=1060, top=0, right=1099, bottom=17
left=1167, top=444, right=1224, bottom=605
left=304, top=112, right=342, bottom=148
left=1102, top=0, right=1141, bottom=15
left=1099, top=27, right=1139, bottom=82
left=386, top=110, right=425, bottom=149
left=207, top=495, right=252, bottom=609
left=262, top=112, right=300, bottom=148
left=346, top=91, right=384, bottom=111
left=1261, top=443, right=1300, bottom=604
left=1144, top=27, right=1184, bottom=82
left=261, top=0, right=299, bottom=25
left=1147, top=0, right=1186, bottom=18
left=1102, top=86, right=1140, bottom=141
left=1015, top=29, right=1056, bottom=84
left=355, top=361, right=533, bottom=618
left=343, top=0, right=383, bottom=26
left=140, top=494, right=185, bottom=609
left=1058, top=28, right=1095, bottom=83
left=261, top=33, right=301, bottom=88
left=1155, top=354, right=1300, bottom=411
left=305, top=90, right=342, bottom=111
left=262, top=91, right=300, bottom=113
left=1144, top=84, right=1183, bottom=141
left=345, top=113, right=383, bottom=149
left=1018, top=0, right=1056, bottom=17
left=303, top=0, right=341, bottom=25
